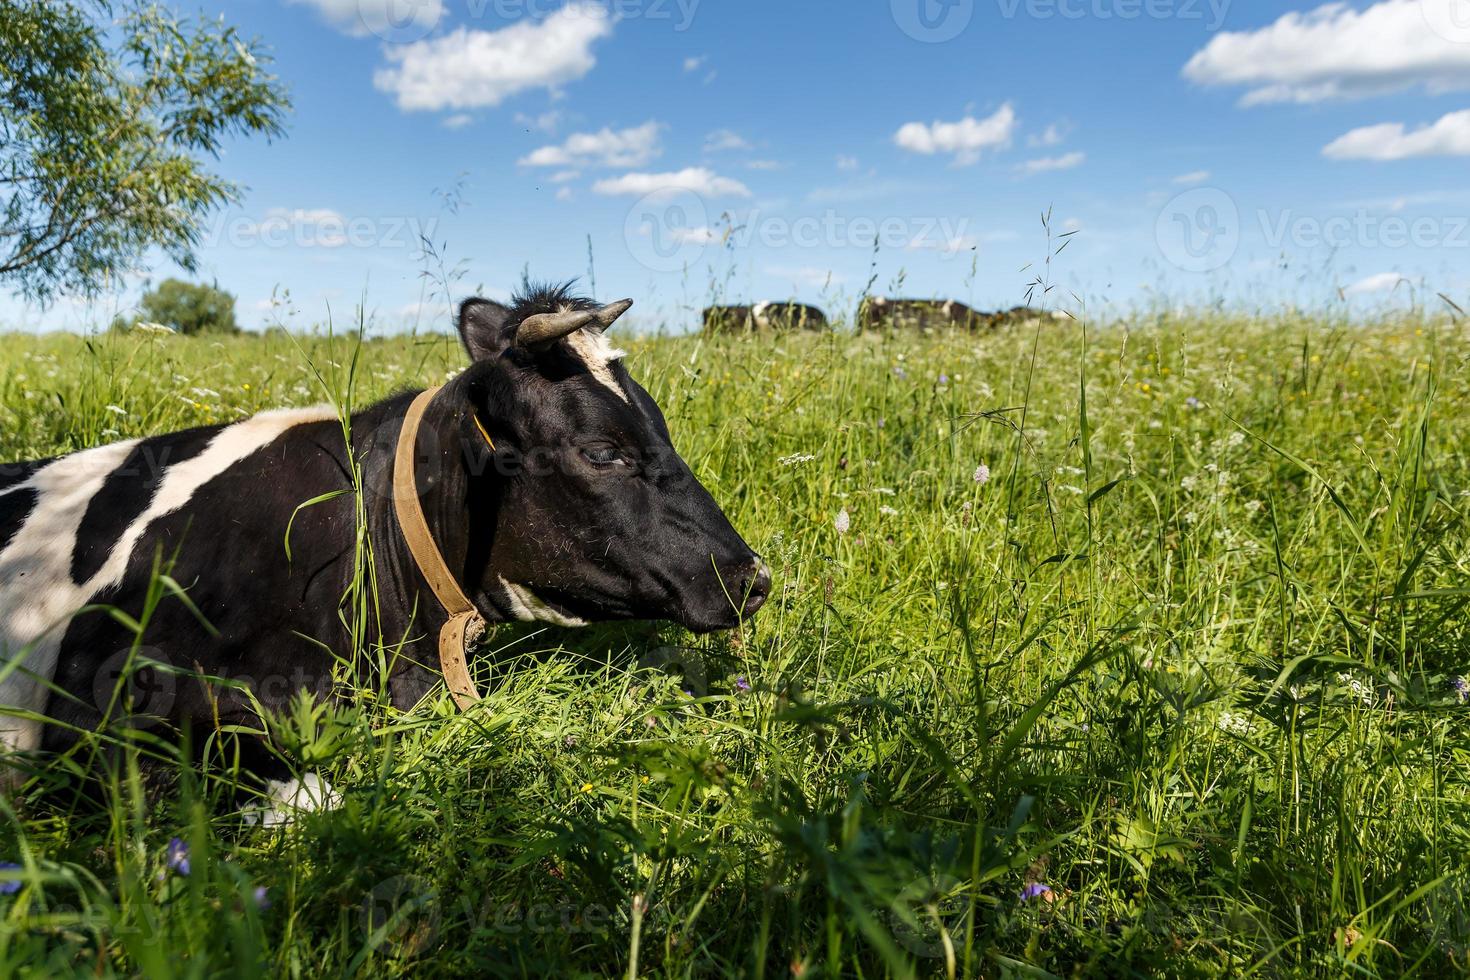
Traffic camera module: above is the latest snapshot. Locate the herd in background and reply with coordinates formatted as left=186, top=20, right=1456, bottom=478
left=702, top=298, right=1061, bottom=333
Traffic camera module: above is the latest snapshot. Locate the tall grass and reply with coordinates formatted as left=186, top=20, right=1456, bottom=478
left=1, top=308, right=1469, bottom=977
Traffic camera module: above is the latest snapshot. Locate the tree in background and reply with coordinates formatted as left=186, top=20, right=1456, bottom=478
left=0, top=0, right=289, bottom=303
left=125, top=278, right=239, bottom=335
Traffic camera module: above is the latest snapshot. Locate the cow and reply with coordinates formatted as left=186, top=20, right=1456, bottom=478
left=702, top=302, right=828, bottom=333
left=859, top=298, right=1060, bottom=332
left=859, top=298, right=988, bottom=331
left=0, top=282, right=771, bottom=802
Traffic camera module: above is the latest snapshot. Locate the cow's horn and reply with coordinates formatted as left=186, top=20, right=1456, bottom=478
left=516, top=308, right=598, bottom=349
left=591, top=298, right=634, bottom=332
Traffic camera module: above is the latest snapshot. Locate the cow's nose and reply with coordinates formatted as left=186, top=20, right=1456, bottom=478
left=740, top=560, right=772, bottom=618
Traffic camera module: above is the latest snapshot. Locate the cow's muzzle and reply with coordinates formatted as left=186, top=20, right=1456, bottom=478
left=738, top=560, right=772, bottom=619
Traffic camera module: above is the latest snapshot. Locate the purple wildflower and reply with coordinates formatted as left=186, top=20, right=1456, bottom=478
left=0, top=862, right=21, bottom=895
left=938, top=373, right=949, bottom=385
left=165, top=837, right=190, bottom=877
left=736, top=676, right=751, bottom=693
left=1019, top=882, right=1052, bottom=903
left=253, top=886, right=270, bottom=910
left=893, top=366, right=908, bottom=380
left=973, top=463, right=991, bottom=485
left=1454, top=676, right=1469, bottom=703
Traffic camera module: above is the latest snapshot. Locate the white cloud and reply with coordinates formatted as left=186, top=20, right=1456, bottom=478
left=1018, top=151, right=1085, bottom=175
left=1173, top=170, right=1211, bottom=185
left=373, top=4, right=613, bottom=112
left=894, top=104, right=1016, bottom=165
left=514, top=110, right=564, bottom=133
left=806, top=178, right=930, bottom=205
left=520, top=121, right=663, bottom=168
left=746, top=159, right=783, bottom=171
left=1344, top=272, right=1408, bottom=295
left=705, top=129, right=752, bottom=152
left=1029, top=122, right=1069, bottom=147
left=549, top=169, right=581, bottom=183
left=592, top=168, right=752, bottom=198
left=836, top=155, right=860, bottom=171
left=394, top=300, right=453, bottom=323
left=670, top=226, right=719, bottom=245
left=1323, top=109, right=1470, bottom=160
left=684, top=55, right=707, bottom=72
left=908, top=235, right=978, bottom=255
left=442, top=114, right=474, bottom=130
left=766, top=266, right=844, bottom=288
left=246, top=208, right=349, bottom=248
left=555, top=187, right=574, bottom=202
left=1183, top=0, right=1470, bottom=106
left=287, top=0, right=444, bottom=38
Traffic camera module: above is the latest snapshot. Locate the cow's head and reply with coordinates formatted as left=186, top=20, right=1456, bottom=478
left=444, top=283, right=769, bottom=633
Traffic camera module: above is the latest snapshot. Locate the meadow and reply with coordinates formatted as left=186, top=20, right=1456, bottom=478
left=1, top=308, right=1469, bottom=978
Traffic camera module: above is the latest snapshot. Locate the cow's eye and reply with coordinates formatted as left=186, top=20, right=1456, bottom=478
left=581, top=446, right=627, bottom=467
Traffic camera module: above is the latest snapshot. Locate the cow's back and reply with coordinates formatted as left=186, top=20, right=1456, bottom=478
left=1, top=406, right=343, bottom=756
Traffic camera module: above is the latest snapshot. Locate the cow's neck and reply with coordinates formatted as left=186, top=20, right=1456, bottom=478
left=363, top=382, right=504, bottom=694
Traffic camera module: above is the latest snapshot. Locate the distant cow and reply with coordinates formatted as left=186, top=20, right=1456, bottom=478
left=703, top=302, right=828, bottom=333
left=0, top=282, right=770, bottom=796
left=860, top=298, right=1055, bottom=331
left=860, top=298, right=985, bottom=331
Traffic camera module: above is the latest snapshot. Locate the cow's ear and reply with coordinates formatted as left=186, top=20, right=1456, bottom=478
left=457, top=298, right=513, bottom=361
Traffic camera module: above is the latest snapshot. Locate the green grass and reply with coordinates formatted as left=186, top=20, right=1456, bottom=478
left=3, top=310, right=1470, bottom=977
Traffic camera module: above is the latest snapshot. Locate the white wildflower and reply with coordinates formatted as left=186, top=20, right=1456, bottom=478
left=834, top=508, right=850, bottom=535
left=879, top=505, right=898, bottom=516
left=104, top=405, right=127, bottom=416
left=778, top=452, right=816, bottom=466
left=1335, top=672, right=1373, bottom=704
left=1217, top=712, right=1252, bottom=736
left=973, top=464, right=991, bottom=485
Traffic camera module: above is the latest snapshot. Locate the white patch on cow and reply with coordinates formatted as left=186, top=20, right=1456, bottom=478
left=498, top=576, right=589, bottom=628
left=241, top=773, right=341, bottom=827
left=752, top=301, right=772, bottom=330
left=0, top=406, right=337, bottom=759
left=565, top=329, right=629, bottom=403
left=0, top=438, right=141, bottom=756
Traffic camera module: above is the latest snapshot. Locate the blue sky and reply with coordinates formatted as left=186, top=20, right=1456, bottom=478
left=12, top=0, right=1470, bottom=332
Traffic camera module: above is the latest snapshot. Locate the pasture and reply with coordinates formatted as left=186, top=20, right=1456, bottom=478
left=1, top=310, right=1468, bottom=977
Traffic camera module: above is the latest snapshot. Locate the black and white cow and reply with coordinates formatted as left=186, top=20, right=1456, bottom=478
left=0, top=283, right=770, bottom=793
left=860, top=298, right=1063, bottom=332
left=859, top=298, right=987, bottom=331
left=702, top=302, right=828, bottom=333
